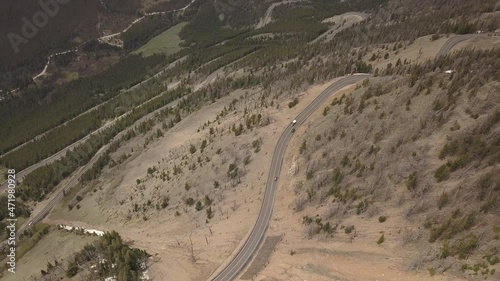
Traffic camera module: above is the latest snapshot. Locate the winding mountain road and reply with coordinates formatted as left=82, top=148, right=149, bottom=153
left=1, top=31, right=486, bottom=272
left=210, top=32, right=492, bottom=281
left=210, top=74, right=371, bottom=281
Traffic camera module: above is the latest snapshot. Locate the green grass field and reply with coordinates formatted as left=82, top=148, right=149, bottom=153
left=133, top=22, right=188, bottom=56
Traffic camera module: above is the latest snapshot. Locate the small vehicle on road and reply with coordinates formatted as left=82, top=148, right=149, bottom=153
left=274, top=177, right=277, bottom=181
left=292, top=119, right=297, bottom=125
left=291, top=128, right=295, bottom=133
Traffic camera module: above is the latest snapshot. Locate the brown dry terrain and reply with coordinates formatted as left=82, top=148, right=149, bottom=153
left=261, top=74, right=500, bottom=280
left=449, top=35, right=500, bottom=53
left=11, top=26, right=500, bottom=281
left=44, top=80, right=338, bottom=280
left=363, top=34, right=500, bottom=75
left=312, top=12, right=368, bottom=44
left=362, top=35, right=451, bottom=75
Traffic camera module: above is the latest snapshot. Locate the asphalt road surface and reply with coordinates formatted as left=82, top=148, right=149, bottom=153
left=2, top=33, right=479, bottom=193
left=210, top=74, right=371, bottom=281
left=0, top=32, right=488, bottom=259
left=436, top=34, right=481, bottom=58
left=256, top=0, right=305, bottom=29
left=211, top=33, right=494, bottom=281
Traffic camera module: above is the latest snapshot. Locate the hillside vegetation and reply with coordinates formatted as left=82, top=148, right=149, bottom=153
left=133, top=22, right=188, bottom=56
left=2, top=0, right=500, bottom=280
left=292, top=48, right=500, bottom=278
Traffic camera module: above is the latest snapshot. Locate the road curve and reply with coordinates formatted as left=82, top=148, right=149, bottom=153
left=436, top=34, right=481, bottom=58
left=211, top=33, right=491, bottom=281
left=256, top=0, right=306, bottom=29
left=210, top=74, right=371, bottom=281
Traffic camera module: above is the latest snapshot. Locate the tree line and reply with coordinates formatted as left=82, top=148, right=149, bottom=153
left=64, top=231, right=149, bottom=280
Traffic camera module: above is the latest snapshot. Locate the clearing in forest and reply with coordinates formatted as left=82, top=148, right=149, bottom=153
left=134, top=22, right=188, bottom=56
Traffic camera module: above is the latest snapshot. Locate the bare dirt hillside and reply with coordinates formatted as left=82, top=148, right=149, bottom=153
left=46, top=80, right=338, bottom=280
left=265, top=69, right=500, bottom=280
left=22, top=36, right=498, bottom=281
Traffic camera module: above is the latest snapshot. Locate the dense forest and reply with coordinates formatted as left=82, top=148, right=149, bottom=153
left=146, top=0, right=193, bottom=13
left=122, top=13, right=177, bottom=51
left=0, top=0, right=100, bottom=89
left=102, top=0, right=141, bottom=15
left=0, top=54, right=166, bottom=160
left=179, top=1, right=249, bottom=48
left=17, top=85, right=190, bottom=202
